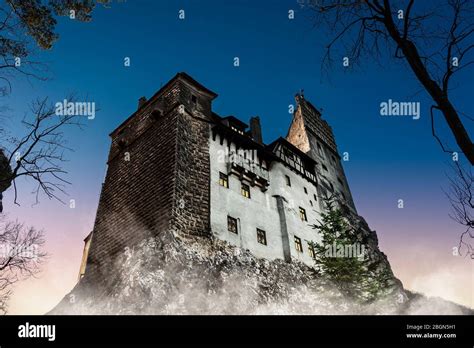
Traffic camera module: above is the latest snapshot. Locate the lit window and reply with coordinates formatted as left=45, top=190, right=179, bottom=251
left=227, top=216, right=238, bottom=234
left=256, top=229, right=267, bottom=245
left=304, top=187, right=308, bottom=194
left=241, top=183, right=251, bottom=198
left=299, top=207, right=307, bottom=222
left=219, top=172, right=229, bottom=188
left=231, top=126, right=244, bottom=135
left=308, top=244, right=316, bottom=259
left=285, top=175, right=291, bottom=187
left=295, top=236, right=303, bottom=253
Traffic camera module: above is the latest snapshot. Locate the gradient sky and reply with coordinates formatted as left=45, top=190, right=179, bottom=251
left=2, top=0, right=473, bottom=314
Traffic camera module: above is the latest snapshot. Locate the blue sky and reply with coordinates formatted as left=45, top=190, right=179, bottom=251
left=4, top=0, right=473, bottom=313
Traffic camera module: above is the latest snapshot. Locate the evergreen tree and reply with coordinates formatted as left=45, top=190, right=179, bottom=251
left=309, top=196, right=391, bottom=302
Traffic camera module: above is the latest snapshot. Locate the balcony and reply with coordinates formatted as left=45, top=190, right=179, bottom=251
left=226, top=152, right=269, bottom=188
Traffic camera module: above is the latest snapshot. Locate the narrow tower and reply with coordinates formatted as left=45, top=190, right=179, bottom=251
left=287, top=93, right=356, bottom=212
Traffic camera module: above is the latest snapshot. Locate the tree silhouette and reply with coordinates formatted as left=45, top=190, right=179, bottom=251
left=0, top=97, right=85, bottom=210
left=0, top=216, right=47, bottom=314
left=307, top=0, right=474, bottom=164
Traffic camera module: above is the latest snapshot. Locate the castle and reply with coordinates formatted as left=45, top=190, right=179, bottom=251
left=79, top=72, right=357, bottom=281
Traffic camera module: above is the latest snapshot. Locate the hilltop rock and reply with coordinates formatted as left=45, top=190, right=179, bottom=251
left=49, top=232, right=471, bottom=315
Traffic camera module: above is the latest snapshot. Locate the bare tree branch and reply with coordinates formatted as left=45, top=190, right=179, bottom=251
left=0, top=214, right=47, bottom=314
left=444, top=161, right=474, bottom=258
left=309, top=0, right=474, bottom=164
left=0, top=96, right=85, bottom=208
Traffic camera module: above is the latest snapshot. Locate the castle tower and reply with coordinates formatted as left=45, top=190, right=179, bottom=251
left=287, top=94, right=356, bottom=212
left=83, top=73, right=217, bottom=282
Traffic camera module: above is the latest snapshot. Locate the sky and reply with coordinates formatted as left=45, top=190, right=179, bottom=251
left=2, top=0, right=473, bottom=314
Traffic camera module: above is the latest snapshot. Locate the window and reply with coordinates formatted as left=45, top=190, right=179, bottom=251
left=219, top=172, right=229, bottom=188
left=230, top=125, right=244, bottom=135
left=322, top=164, right=328, bottom=171
left=227, top=216, right=238, bottom=234
left=241, top=183, right=251, bottom=198
left=313, top=194, right=318, bottom=201
left=256, top=229, right=267, bottom=245
left=308, top=244, right=316, bottom=259
left=317, top=143, right=324, bottom=157
left=331, top=155, right=336, bottom=164
left=309, top=200, right=313, bottom=207
left=285, top=175, right=291, bottom=187
left=329, top=182, right=334, bottom=191
left=337, top=177, right=343, bottom=186
left=341, top=191, right=346, bottom=200
left=283, top=147, right=295, bottom=161
left=304, top=187, right=308, bottom=194
left=295, top=236, right=303, bottom=253
left=299, top=207, right=307, bottom=222
left=191, top=95, right=197, bottom=104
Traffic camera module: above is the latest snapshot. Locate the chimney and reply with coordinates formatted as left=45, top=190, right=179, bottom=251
left=138, top=96, right=147, bottom=109
left=249, top=116, right=263, bottom=144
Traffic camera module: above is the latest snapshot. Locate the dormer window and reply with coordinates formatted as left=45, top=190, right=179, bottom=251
left=223, top=116, right=247, bottom=136
left=231, top=126, right=244, bottom=135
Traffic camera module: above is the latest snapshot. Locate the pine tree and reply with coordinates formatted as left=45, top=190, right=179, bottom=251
left=309, top=196, right=390, bottom=302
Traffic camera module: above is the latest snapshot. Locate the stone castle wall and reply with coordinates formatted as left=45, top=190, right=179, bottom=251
left=84, top=75, right=214, bottom=283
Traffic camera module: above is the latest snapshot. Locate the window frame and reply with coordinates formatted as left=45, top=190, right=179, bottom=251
left=227, top=215, right=238, bottom=234
left=256, top=228, right=267, bottom=245
left=299, top=207, right=307, bottom=222
left=294, top=236, right=303, bottom=253
left=317, top=143, right=324, bottom=157
left=219, top=172, right=229, bottom=188
left=308, top=243, right=316, bottom=259
left=241, top=183, right=251, bottom=199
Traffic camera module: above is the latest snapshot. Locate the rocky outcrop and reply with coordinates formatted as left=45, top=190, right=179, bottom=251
left=49, top=231, right=471, bottom=315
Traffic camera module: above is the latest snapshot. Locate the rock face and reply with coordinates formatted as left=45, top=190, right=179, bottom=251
left=49, top=232, right=472, bottom=315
